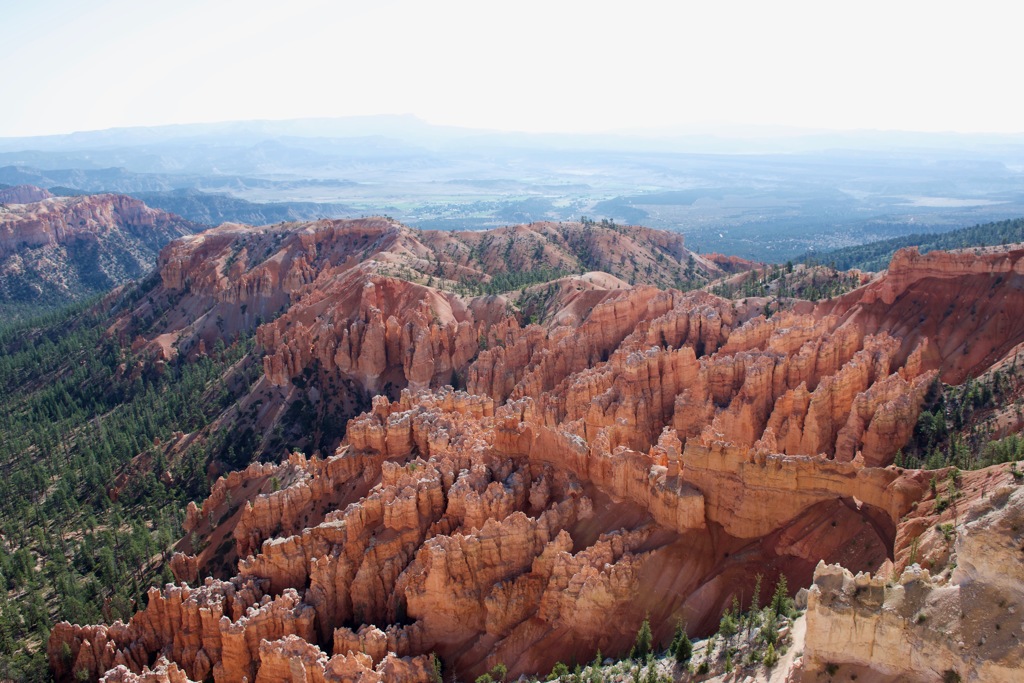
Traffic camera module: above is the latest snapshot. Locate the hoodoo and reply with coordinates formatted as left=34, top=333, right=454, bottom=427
left=44, top=219, right=1024, bottom=681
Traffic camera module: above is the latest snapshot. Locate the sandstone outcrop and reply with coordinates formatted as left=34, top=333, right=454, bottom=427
left=822, top=245, right=1024, bottom=383
left=0, top=184, right=53, bottom=204
left=109, top=217, right=740, bottom=462
left=804, top=483, right=1024, bottom=682
left=51, top=383, right=932, bottom=681
left=0, top=193, right=195, bottom=258
left=0, top=192, right=198, bottom=303
left=101, top=658, right=197, bottom=683
left=49, top=222, right=1024, bottom=682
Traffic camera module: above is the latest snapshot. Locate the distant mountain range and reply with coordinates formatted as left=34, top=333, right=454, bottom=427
left=1, top=117, right=1023, bottom=260
left=0, top=168, right=358, bottom=228
left=0, top=165, right=359, bottom=194
left=3, top=115, right=1024, bottom=156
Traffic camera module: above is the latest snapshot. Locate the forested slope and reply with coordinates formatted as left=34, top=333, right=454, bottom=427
left=807, top=217, right=1024, bottom=271
left=0, top=293, right=260, bottom=680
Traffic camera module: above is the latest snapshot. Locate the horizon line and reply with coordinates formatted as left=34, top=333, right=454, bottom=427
left=3, top=114, right=1024, bottom=143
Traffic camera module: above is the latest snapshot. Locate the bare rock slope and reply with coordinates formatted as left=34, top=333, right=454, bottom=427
left=0, top=189, right=200, bottom=304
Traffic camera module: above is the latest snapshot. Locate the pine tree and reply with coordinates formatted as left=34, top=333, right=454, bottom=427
left=589, top=649, right=603, bottom=683
left=761, top=611, right=779, bottom=646
left=672, top=625, right=693, bottom=665
left=642, top=656, right=658, bottom=683
left=430, top=653, right=443, bottom=683
left=548, top=662, right=570, bottom=681
left=764, top=642, right=779, bottom=667
left=747, top=572, right=764, bottom=632
left=750, top=573, right=763, bottom=613
left=630, top=616, right=653, bottom=660
left=771, top=574, right=791, bottom=617
left=718, top=606, right=738, bottom=639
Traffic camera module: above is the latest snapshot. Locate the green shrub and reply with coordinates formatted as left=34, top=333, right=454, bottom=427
left=547, top=662, right=569, bottom=681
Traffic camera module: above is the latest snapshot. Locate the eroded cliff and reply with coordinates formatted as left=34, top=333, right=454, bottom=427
left=0, top=191, right=199, bottom=304
left=804, top=480, right=1024, bottom=682
left=48, top=222, right=1024, bottom=682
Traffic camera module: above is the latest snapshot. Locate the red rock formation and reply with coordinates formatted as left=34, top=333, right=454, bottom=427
left=0, top=191, right=198, bottom=303
left=703, top=252, right=761, bottom=274
left=822, top=245, right=1024, bottom=383
left=255, top=635, right=433, bottom=683
left=101, top=658, right=197, bottom=683
left=0, top=184, right=53, bottom=204
left=102, top=218, right=744, bottom=467
left=50, top=223, right=1024, bottom=682
left=49, top=578, right=321, bottom=683
left=0, top=193, right=194, bottom=257
left=51, top=383, right=931, bottom=681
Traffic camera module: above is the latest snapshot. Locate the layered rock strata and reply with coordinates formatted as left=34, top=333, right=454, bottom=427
left=804, top=482, right=1024, bottom=682
left=0, top=192, right=198, bottom=302
left=48, top=224, right=1024, bottom=682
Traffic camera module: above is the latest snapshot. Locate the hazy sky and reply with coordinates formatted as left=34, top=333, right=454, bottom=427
left=0, top=0, right=1020, bottom=137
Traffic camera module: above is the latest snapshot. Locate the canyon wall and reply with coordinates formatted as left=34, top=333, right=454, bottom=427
left=0, top=191, right=199, bottom=303
left=47, top=222, right=1024, bottom=681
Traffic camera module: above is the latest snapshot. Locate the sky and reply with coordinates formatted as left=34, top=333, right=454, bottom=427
left=0, top=0, right=1021, bottom=138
